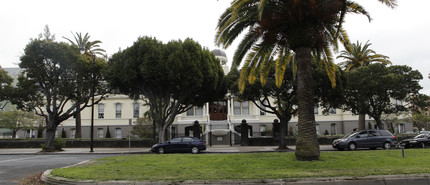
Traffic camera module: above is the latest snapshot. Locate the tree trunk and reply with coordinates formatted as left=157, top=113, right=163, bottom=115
left=358, top=114, right=366, bottom=130
left=75, top=105, right=82, bottom=138
left=157, top=123, right=164, bottom=143
left=44, top=120, right=58, bottom=152
left=374, top=116, right=384, bottom=130
left=12, top=130, right=17, bottom=139
left=294, top=47, right=320, bottom=161
left=278, top=118, right=288, bottom=150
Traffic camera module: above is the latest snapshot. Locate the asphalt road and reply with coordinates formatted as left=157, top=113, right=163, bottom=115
left=0, top=154, right=120, bottom=185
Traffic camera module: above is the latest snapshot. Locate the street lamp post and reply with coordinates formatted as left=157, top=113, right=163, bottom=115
left=90, top=54, right=95, bottom=152
left=80, top=46, right=95, bottom=153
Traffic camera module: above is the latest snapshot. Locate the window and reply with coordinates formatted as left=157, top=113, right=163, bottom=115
left=73, top=108, right=77, bottom=118
left=170, top=137, right=181, bottom=143
left=357, top=131, right=368, bottom=138
left=316, top=124, right=320, bottom=135
left=133, top=103, right=140, bottom=118
left=195, top=107, right=203, bottom=116
left=234, top=101, right=249, bottom=115
left=369, top=130, right=380, bottom=136
left=330, top=123, right=337, bottom=135
left=234, top=101, right=241, bottom=115
left=242, top=101, right=249, bottom=115
left=182, top=137, right=192, bottom=142
left=97, top=128, right=104, bottom=138
left=98, top=104, right=104, bottom=119
left=260, top=125, right=266, bottom=132
left=260, top=125, right=268, bottom=136
left=329, top=107, right=336, bottom=114
left=260, top=101, right=267, bottom=115
left=187, top=106, right=203, bottom=116
left=70, top=129, right=76, bottom=139
left=398, top=124, right=406, bottom=133
left=115, top=103, right=122, bottom=118
left=115, top=128, right=122, bottom=138
left=314, top=106, right=319, bottom=114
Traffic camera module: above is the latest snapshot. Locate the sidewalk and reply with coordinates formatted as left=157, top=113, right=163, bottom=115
left=0, top=145, right=335, bottom=155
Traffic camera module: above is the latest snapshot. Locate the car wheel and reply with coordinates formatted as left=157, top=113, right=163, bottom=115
left=421, top=142, right=425, bottom=149
left=348, top=143, right=356, bottom=151
left=383, top=142, right=391, bottom=149
left=158, top=147, right=165, bottom=154
left=191, top=147, right=199, bottom=154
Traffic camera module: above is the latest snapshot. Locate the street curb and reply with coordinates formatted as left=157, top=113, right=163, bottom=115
left=42, top=173, right=430, bottom=185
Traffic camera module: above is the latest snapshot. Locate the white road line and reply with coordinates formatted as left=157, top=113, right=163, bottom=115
left=0, top=156, right=45, bottom=163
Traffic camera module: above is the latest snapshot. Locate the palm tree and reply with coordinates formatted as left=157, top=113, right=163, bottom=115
left=338, top=41, right=391, bottom=71
left=216, top=0, right=396, bottom=161
left=63, top=32, right=106, bottom=138
left=63, top=32, right=106, bottom=57
left=337, top=40, right=391, bottom=130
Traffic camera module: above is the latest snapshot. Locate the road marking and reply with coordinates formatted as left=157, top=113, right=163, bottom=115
left=0, top=156, right=46, bottom=163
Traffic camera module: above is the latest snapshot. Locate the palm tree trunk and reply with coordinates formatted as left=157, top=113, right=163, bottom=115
left=294, top=47, right=320, bottom=161
left=358, top=113, right=366, bottom=130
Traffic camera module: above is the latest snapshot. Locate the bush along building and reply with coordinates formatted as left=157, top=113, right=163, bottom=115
left=3, top=50, right=414, bottom=142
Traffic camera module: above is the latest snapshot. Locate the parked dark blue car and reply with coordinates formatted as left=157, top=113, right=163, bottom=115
left=151, top=137, right=206, bottom=154
left=332, top=129, right=396, bottom=151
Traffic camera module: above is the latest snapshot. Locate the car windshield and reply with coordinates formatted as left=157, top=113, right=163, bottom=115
left=342, top=132, right=358, bottom=139
left=415, top=134, right=429, bottom=139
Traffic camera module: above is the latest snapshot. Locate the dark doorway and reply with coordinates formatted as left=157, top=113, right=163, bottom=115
left=209, top=100, right=227, bottom=120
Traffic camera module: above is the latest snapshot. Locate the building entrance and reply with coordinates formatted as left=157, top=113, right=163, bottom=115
left=209, top=100, right=227, bottom=120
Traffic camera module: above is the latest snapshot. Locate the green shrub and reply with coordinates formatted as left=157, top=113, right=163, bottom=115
left=54, top=138, right=66, bottom=150
left=41, top=138, right=66, bottom=151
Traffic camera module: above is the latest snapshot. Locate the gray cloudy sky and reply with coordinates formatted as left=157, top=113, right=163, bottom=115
left=1, top=0, right=429, bottom=94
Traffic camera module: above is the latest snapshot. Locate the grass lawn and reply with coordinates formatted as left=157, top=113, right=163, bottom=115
left=51, top=149, right=430, bottom=182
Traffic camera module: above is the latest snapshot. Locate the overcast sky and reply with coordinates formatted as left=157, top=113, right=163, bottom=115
left=1, top=0, right=429, bottom=94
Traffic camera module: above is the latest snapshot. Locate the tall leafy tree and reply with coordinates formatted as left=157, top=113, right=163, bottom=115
left=215, top=0, right=396, bottom=161
left=337, top=40, right=391, bottom=130
left=107, top=37, right=226, bottom=142
left=12, top=31, right=108, bottom=151
left=63, top=32, right=106, bottom=138
left=344, top=64, right=422, bottom=129
left=0, top=66, right=13, bottom=109
left=229, top=64, right=298, bottom=150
